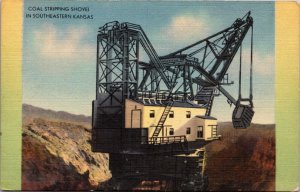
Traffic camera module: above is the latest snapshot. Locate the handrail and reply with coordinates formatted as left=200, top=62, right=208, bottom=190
left=137, top=91, right=186, bottom=101
left=148, top=135, right=187, bottom=145
left=98, top=21, right=119, bottom=33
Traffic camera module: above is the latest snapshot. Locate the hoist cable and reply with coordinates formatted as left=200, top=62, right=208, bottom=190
left=239, top=43, right=242, bottom=100
left=250, top=25, right=253, bottom=99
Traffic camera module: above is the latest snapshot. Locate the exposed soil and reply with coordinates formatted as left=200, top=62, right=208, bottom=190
left=205, top=122, right=275, bottom=191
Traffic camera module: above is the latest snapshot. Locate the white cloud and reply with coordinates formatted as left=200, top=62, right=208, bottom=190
left=253, top=53, right=274, bottom=76
left=33, top=24, right=94, bottom=63
left=242, top=50, right=274, bottom=76
left=162, top=14, right=211, bottom=44
left=158, top=13, right=274, bottom=76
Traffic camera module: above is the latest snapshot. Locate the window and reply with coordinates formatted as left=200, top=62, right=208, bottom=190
left=150, top=110, right=155, bottom=118
left=186, top=111, right=191, bottom=118
left=186, top=127, right=191, bottom=134
left=169, top=111, right=174, bottom=118
left=169, top=128, right=174, bottom=135
left=197, top=126, right=203, bottom=138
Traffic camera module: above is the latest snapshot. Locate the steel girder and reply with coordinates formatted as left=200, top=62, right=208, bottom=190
left=96, top=12, right=253, bottom=110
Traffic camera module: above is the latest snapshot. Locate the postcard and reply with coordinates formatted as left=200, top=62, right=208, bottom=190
left=0, top=0, right=299, bottom=191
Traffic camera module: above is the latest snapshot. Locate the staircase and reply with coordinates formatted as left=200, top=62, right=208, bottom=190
left=195, top=87, right=215, bottom=116
left=151, top=101, right=174, bottom=139
left=205, top=95, right=214, bottom=116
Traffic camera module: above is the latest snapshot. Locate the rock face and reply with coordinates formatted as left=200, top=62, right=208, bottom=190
left=22, top=105, right=111, bottom=190
left=205, top=123, right=275, bottom=191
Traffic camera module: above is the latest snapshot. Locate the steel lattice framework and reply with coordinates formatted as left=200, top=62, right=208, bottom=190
left=95, top=12, right=254, bottom=126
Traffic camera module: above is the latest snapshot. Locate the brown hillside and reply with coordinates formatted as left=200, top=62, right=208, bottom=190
left=23, top=104, right=91, bottom=127
left=205, top=123, right=275, bottom=191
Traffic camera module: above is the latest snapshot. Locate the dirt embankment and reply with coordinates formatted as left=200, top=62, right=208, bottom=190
left=205, top=123, right=275, bottom=191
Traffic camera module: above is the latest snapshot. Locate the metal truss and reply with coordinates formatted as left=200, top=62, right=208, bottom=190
left=95, top=12, right=254, bottom=127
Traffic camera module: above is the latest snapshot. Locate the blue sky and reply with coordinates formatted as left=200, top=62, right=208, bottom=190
left=23, top=1, right=275, bottom=124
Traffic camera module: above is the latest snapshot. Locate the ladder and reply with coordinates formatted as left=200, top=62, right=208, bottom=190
left=151, top=100, right=174, bottom=139
left=211, top=125, right=217, bottom=137
left=197, top=148, right=206, bottom=176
